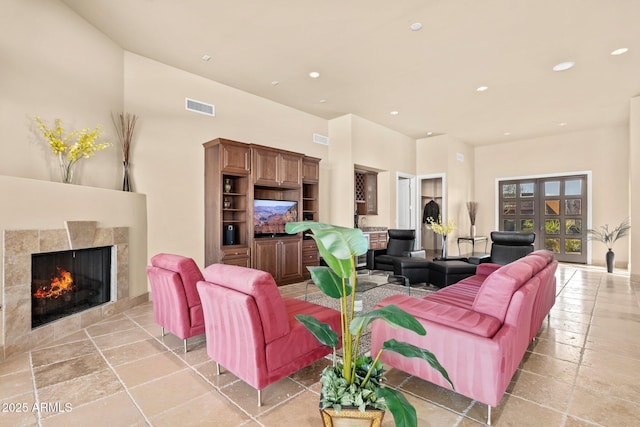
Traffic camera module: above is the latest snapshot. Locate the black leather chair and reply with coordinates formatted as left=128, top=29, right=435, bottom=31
left=366, top=229, right=417, bottom=272
left=486, top=231, right=535, bottom=265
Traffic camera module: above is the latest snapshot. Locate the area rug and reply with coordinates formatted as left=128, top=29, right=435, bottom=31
left=299, top=280, right=435, bottom=356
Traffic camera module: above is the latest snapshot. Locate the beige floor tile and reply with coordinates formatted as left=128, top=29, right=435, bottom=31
left=191, top=359, right=241, bottom=388
left=150, top=392, right=250, bottom=427
left=128, top=369, right=215, bottom=418
left=568, top=386, right=640, bottom=426
left=256, top=390, right=321, bottom=427
left=400, top=376, right=473, bottom=413
left=114, top=351, right=187, bottom=388
left=487, top=394, right=565, bottom=426
left=33, top=352, right=107, bottom=389
left=220, top=376, right=305, bottom=416
left=91, top=327, right=154, bottom=350
left=84, top=316, right=137, bottom=337
left=0, top=369, right=33, bottom=400
left=100, top=337, right=167, bottom=366
left=507, top=370, right=572, bottom=412
left=0, top=352, right=31, bottom=376
left=0, top=391, right=38, bottom=427
left=528, top=338, right=583, bottom=364
left=40, top=391, right=146, bottom=427
left=37, top=368, right=123, bottom=416
left=31, top=339, right=96, bottom=367
left=519, top=351, right=579, bottom=384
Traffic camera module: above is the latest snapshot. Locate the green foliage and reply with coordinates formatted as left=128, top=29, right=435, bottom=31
left=285, top=221, right=453, bottom=427
left=588, top=218, right=631, bottom=250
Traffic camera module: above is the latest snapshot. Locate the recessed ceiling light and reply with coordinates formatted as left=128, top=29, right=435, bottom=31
left=476, top=86, right=489, bottom=92
left=558, top=122, right=567, bottom=127
left=271, top=81, right=279, bottom=86
left=319, top=99, right=327, bottom=103
left=503, top=131, right=511, bottom=136
left=390, top=111, right=399, bottom=116
left=426, top=131, right=433, bottom=136
left=552, top=61, right=575, bottom=72
left=201, top=55, right=211, bottom=61
left=410, top=22, right=423, bottom=31
left=309, top=71, right=320, bottom=79
left=611, top=47, right=629, bottom=56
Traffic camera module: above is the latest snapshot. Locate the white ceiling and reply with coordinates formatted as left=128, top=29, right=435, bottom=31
left=62, top=0, right=640, bottom=145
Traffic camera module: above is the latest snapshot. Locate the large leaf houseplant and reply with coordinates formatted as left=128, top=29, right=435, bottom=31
left=286, top=222, right=453, bottom=427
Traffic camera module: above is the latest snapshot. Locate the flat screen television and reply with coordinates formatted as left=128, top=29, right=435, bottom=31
left=254, top=199, right=298, bottom=236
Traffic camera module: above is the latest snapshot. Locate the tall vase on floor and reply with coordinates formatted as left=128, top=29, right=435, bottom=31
left=606, top=249, right=615, bottom=273
left=441, top=234, right=447, bottom=259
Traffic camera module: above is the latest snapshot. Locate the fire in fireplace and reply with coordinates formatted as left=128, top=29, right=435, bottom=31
left=31, top=246, right=112, bottom=328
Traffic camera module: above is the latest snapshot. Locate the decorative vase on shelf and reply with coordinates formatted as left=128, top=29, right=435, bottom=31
left=122, top=161, right=131, bottom=191
left=223, top=178, right=232, bottom=193
left=470, top=224, right=476, bottom=238
left=58, top=153, right=74, bottom=184
left=223, top=197, right=231, bottom=209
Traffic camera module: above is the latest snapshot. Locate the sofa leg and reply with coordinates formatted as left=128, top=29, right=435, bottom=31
left=183, top=338, right=188, bottom=353
left=161, top=327, right=165, bottom=338
left=487, top=405, right=492, bottom=425
left=257, top=389, right=262, bottom=407
left=216, top=362, right=221, bottom=375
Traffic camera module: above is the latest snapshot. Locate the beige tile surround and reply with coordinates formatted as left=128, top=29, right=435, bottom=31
left=1, top=226, right=146, bottom=361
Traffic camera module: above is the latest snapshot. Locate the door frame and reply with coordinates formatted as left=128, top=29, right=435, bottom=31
left=396, top=172, right=416, bottom=230
left=494, top=170, right=592, bottom=263
left=416, top=173, right=446, bottom=250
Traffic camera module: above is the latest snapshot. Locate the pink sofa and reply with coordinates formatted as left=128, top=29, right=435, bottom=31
left=196, top=264, right=342, bottom=406
left=146, top=253, right=205, bottom=352
left=370, top=250, right=557, bottom=425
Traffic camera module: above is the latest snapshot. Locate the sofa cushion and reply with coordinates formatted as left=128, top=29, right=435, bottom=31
left=203, top=263, right=290, bottom=344
left=377, top=294, right=501, bottom=338
left=151, top=253, right=204, bottom=309
left=472, top=261, right=534, bottom=323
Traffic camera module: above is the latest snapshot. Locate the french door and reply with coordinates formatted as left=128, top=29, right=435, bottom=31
left=498, top=175, right=587, bottom=263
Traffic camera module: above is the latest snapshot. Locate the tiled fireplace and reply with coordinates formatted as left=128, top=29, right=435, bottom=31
left=1, top=222, right=142, bottom=360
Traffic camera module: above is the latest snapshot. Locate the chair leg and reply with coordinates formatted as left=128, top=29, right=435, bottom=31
left=487, top=405, right=492, bottom=425
left=161, top=327, right=165, bottom=337
left=216, top=362, right=220, bottom=375
left=183, top=338, right=188, bottom=353
left=257, top=389, right=262, bottom=407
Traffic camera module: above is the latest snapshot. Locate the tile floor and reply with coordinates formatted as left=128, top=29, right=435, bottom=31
left=1, top=263, right=639, bottom=426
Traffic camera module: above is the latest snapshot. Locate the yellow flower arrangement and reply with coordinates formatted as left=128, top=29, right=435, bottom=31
left=35, top=117, right=110, bottom=183
left=426, top=215, right=456, bottom=235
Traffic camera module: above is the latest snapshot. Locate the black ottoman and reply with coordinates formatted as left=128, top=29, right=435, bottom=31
left=429, top=260, right=477, bottom=288
left=392, top=257, right=430, bottom=285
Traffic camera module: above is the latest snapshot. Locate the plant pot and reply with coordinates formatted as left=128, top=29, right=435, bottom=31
left=320, top=406, right=385, bottom=427
left=606, top=248, right=615, bottom=273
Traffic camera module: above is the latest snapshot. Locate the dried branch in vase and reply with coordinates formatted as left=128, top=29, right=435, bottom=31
left=111, top=112, right=138, bottom=163
left=466, top=201, right=478, bottom=225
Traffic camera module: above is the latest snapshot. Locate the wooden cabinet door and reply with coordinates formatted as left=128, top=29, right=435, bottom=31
left=279, top=238, right=302, bottom=281
left=252, top=148, right=280, bottom=186
left=253, top=239, right=278, bottom=278
left=302, top=157, right=320, bottom=183
left=221, top=142, right=250, bottom=174
left=279, top=153, right=302, bottom=187
left=365, top=172, right=378, bottom=215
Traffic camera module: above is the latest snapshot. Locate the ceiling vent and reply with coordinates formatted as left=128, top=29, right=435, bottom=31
left=313, top=133, right=329, bottom=145
left=185, top=98, right=215, bottom=117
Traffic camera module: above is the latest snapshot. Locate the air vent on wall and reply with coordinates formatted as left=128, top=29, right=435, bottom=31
left=185, top=98, right=215, bottom=117
left=313, top=133, right=329, bottom=145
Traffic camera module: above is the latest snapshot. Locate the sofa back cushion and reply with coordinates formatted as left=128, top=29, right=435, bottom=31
left=472, top=260, right=535, bottom=323
left=151, top=253, right=204, bottom=309
left=202, top=263, right=290, bottom=343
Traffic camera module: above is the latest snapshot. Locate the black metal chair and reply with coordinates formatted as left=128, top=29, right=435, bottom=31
left=366, top=229, right=417, bottom=272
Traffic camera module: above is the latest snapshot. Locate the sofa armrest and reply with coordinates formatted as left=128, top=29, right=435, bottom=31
left=376, top=294, right=502, bottom=338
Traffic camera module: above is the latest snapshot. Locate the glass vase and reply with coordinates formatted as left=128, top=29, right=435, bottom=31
left=122, top=161, right=132, bottom=191
left=58, top=153, right=74, bottom=184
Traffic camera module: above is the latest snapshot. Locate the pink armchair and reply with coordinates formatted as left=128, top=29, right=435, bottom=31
left=197, top=263, right=342, bottom=406
left=146, top=253, right=205, bottom=352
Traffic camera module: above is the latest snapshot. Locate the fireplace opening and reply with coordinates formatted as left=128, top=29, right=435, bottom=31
left=31, top=246, right=112, bottom=329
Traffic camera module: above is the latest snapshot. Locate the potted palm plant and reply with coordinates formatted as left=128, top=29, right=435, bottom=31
left=286, top=222, right=453, bottom=427
left=588, top=218, right=631, bottom=273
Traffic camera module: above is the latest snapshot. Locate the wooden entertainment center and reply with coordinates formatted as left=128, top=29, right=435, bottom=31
left=204, top=138, right=320, bottom=285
